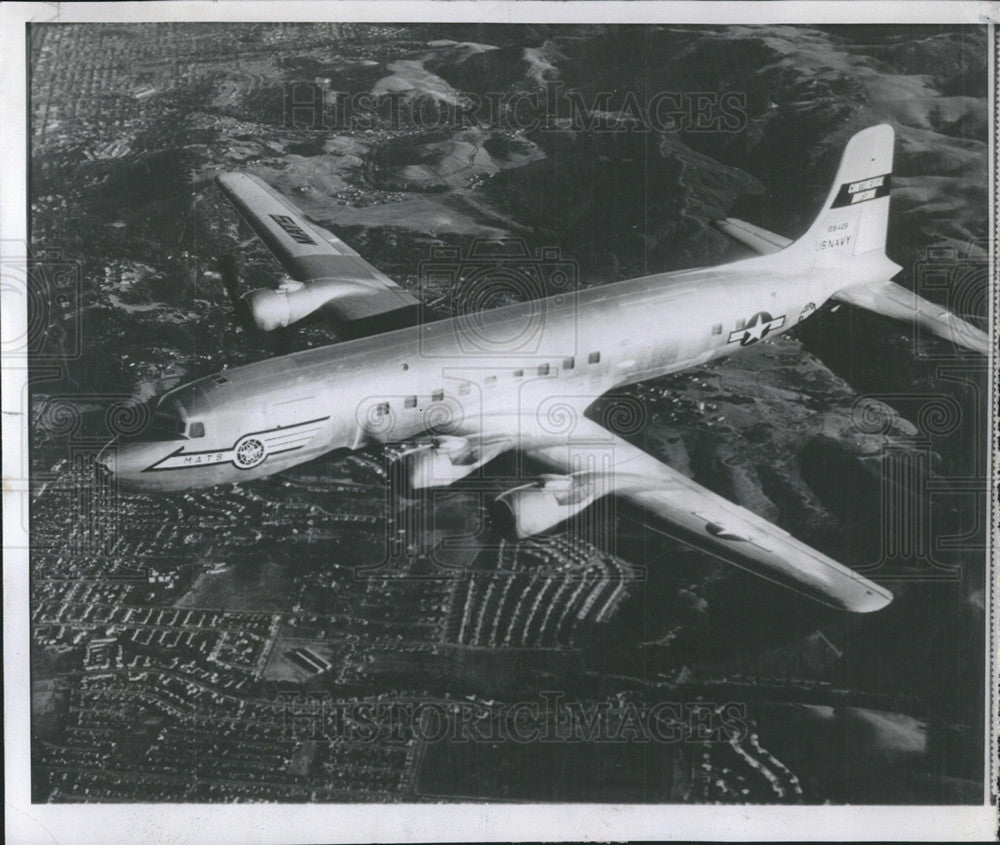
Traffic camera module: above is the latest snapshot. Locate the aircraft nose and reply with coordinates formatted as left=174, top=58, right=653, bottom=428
left=95, top=439, right=118, bottom=482
left=94, top=438, right=197, bottom=492
left=95, top=438, right=152, bottom=487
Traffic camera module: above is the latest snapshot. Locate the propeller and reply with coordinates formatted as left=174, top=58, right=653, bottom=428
left=211, top=253, right=292, bottom=355
left=218, top=253, right=256, bottom=335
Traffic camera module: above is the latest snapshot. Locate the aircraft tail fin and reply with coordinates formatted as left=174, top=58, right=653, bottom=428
left=782, top=123, right=896, bottom=266
left=714, top=126, right=988, bottom=353
left=785, top=124, right=988, bottom=354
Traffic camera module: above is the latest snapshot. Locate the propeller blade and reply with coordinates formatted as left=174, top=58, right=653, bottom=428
left=216, top=253, right=294, bottom=355
left=217, top=253, right=255, bottom=335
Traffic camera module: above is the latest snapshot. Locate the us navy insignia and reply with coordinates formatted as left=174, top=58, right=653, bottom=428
left=729, top=311, right=785, bottom=346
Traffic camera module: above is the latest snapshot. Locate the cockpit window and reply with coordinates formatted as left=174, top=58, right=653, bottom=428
left=147, top=397, right=192, bottom=440
left=147, top=413, right=204, bottom=440
left=151, top=411, right=188, bottom=439
left=123, top=396, right=199, bottom=443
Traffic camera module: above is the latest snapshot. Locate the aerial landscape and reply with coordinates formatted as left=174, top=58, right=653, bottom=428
left=27, top=23, right=989, bottom=803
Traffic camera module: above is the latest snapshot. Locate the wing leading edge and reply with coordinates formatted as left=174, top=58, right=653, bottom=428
left=520, top=417, right=892, bottom=613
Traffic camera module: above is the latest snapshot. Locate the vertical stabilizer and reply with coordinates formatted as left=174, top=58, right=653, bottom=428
left=783, top=124, right=895, bottom=267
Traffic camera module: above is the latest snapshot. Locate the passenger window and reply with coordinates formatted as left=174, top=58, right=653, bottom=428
left=458, top=382, right=471, bottom=396
left=374, top=402, right=390, bottom=417
left=404, top=396, right=417, bottom=409
left=188, top=421, right=205, bottom=438
left=563, top=357, right=575, bottom=370
left=735, top=318, right=746, bottom=330
left=538, top=363, right=550, bottom=376
left=484, top=375, right=497, bottom=387
left=431, top=389, right=444, bottom=402
left=588, top=351, right=600, bottom=364
left=513, top=369, right=524, bottom=378
left=711, top=323, right=723, bottom=335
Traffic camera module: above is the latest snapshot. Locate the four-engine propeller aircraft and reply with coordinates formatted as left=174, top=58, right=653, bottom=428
left=97, top=124, right=990, bottom=612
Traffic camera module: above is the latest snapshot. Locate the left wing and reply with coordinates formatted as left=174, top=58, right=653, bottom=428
left=518, top=417, right=892, bottom=613
left=216, top=172, right=421, bottom=333
left=713, top=217, right=793, bottom=255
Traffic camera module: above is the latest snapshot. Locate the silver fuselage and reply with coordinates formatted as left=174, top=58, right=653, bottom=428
left=99, top=249, right=897, bottom=491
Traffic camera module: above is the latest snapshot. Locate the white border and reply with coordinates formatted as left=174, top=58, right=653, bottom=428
left=987, top=7, right=999, bottom=819
left=1, top=0, right=995, bottom=24
left=3, top=3, right=997, bottom=843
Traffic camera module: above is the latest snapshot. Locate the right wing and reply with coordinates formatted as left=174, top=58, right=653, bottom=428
left=521, top=416, right=892, bottom=613
left=216, top=172, right=421, bottom=332
left=833, top=279, right=989, bottom=354
left=395, top=403, right=890, bottom=612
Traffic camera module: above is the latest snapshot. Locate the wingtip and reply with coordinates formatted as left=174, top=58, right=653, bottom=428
left=846, top=584, right=894, bottom=613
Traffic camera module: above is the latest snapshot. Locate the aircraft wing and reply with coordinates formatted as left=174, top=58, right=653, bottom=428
left=216, top=172, right=421, bottom=329
left=833, top=280, right=989, bottom=354
left=521, top=416, right=892, bottom=613
left=713, top=217, right=793, bottom=255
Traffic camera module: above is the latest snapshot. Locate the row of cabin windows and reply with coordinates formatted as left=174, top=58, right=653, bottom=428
left=372, top=351, right=604, bottom=416
left=711, top=321, right=749, bottom=335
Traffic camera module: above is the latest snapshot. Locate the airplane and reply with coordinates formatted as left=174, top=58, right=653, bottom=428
left=96, top=124, right=990, bottom=613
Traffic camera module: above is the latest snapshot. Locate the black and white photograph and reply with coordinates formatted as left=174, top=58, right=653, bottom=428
left=2, top=2, right=997, bottom=842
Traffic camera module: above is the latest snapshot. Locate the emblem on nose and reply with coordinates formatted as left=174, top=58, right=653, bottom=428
left=233, top=436, right=267, bottom=469
left=141, top=416, right=330, bottom=474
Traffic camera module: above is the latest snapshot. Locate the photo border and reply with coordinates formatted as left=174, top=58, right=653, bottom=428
left=3, top=2, right=996, bottom=842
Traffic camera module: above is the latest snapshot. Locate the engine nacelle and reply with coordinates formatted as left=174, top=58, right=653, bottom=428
left=492, top=473, right=605, bottom=539
left=403, top=436, right=480, bottom=490
left=240, top=280, right=341, bottom=332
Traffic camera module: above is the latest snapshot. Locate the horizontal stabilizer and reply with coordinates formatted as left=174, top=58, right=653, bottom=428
left=833, top=280, right=989, bottom=354
left=714, top=217, right=792, bottom=255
